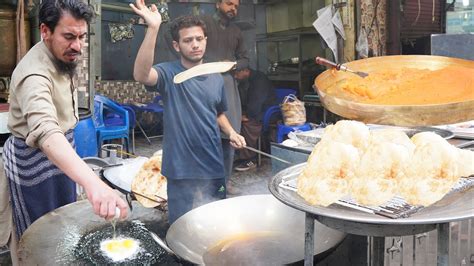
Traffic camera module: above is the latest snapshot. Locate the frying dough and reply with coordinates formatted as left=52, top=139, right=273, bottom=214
left=297, top=120, right=469, bottom=207
left=352, top=142, right=410, bottom=206
left=349, top=129, right=415, bottom=206
left=173, top=62, right=236, bottom=83
left=297, top=141, right=359, bottom=206
left=131, top=153, right=167, bottom=208
left=321, top=120, right=370, bottom=151
left=457, top=148, right=474, bottom=177
left=369, top=128, right=415, bottom=154
left=411, top=131, right=447, bottom=147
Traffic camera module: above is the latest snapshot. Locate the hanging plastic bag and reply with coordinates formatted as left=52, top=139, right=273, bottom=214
left=356, top=27, right=368, bottom=59
left=281, top=94, right=306, bottom=126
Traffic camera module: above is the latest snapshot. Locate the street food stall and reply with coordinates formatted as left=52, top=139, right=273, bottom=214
left=14, top=53, right=474, bottom=265
left=2, top=0, right=474, bottom=265
left=269, top=54, right=474, bottom=266
left=17, top=153, right=347, bottom=265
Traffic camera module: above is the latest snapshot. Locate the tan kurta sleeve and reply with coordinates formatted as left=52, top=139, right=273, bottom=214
left=15, top=75, right=63, bottom=147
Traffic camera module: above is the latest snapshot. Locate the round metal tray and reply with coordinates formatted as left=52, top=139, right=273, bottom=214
left=293, top=125, right=454, bottom=145
left=370, top=126, right=454, bottom=139
left=269, top=163, right=474, bottom=236
left=314, top=55, right=474, bottom=126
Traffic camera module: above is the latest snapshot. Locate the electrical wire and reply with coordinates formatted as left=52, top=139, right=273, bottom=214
left=412, top=0, right=421, bottom=25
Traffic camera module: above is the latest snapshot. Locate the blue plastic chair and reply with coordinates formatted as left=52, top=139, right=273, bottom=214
left=275, top=87, right=297, bottom=103
left=256, top=88, right=297, bottom=165
left=262, top=88, right=298, bottom=131
left=104, top=103, right=136, bottom=153
left=94, top=94, right=130, bottom=154
left=276, top=122, right=312, bottom=143
left=130, top=95, right=164, bottom=144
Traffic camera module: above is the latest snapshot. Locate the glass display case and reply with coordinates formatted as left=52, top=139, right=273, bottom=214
left=256, top=30, right=326, bottom=96
left=446, top=0, right=474, bottom=33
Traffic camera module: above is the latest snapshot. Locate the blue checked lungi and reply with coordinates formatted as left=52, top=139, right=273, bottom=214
left=2, top=130, right=77, bottom=238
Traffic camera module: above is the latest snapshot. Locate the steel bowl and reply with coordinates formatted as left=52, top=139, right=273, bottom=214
left=269, top=163, right=474, bottom=236
left=166, top=194, right=346, bottom=265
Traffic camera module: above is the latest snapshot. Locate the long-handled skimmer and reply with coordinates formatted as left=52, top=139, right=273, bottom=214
left=315, top=56, right=369, bottom=78
left=243, top=146, right=292, bottom=165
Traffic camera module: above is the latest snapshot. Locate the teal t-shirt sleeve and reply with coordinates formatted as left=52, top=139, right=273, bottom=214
left=142, top=64, right=168, bottom=94
left=153, top=64, right=167, bottom=95
left=216, top=79, right=228, bottom=113
left=142, top=64, right=165, bottom=93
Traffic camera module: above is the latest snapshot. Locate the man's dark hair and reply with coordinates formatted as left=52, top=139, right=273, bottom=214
left=39, top=0, right=94, bottom=32
left=169, top=15, right=207, bottom=42
left=216, top=0, right=240, bottom=4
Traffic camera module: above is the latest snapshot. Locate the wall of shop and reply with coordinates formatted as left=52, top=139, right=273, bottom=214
left=360, top=0, right=387, bottom=56
left=264, top=0, right=356, bottom=62
left=342, top=0, right=356, bottom=61
left=92, top=1, right=260, bottom=106
left=100, top=1, right=257, bottom=81
left=95, top=80, right=157, bottom=104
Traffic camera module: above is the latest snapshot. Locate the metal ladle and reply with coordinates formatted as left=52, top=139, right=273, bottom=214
left=315, top=56, right=369, bottom=78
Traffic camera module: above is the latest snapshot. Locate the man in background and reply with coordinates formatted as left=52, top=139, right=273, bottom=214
left=234, top=67, right=276, bottom=171
left=201, top=0, right=249, bottom=184
left=131, top=0, right=245, bottom=223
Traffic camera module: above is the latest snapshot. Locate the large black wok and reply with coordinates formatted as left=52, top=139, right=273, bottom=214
left=17, top=200, right=176, bottom=265
left=166, top=194, right=346, bottom=265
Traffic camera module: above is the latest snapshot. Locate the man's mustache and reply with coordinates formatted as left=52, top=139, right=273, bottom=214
left=64, top=50, right=81, bottom=56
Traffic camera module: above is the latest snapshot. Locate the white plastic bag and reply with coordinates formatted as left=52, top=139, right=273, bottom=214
left=356, top=27, right=368, bottom=59
left=281, top=94, right=306, bottom=126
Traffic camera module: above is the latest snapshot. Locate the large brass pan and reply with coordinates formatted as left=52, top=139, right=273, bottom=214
left=314, top=55, right=474, bottom=126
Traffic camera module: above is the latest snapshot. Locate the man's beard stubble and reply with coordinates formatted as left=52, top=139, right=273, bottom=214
left=53, top=58, right=78, bottom=77
left=219, top=8, right=236, bottom=20
left=224, top=11, right=236, bottom=20
left=181, top=53, right=203, bottom=64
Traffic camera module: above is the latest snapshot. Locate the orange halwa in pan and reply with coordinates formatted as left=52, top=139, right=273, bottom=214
left=328, top=66, right=474, bottom=105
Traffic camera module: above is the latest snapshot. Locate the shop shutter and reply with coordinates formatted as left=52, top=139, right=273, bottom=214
left=401, top=0, right=444, bottom=41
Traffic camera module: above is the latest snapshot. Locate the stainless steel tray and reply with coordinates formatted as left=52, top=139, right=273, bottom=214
left=292, top=125, right=454, bottom=145
left=269, top=163, right=474, bottom=228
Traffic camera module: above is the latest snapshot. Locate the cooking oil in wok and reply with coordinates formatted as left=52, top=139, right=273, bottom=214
left=72, top=220, right=175, bottom=265
left=203, top=231, right=301, bottom=266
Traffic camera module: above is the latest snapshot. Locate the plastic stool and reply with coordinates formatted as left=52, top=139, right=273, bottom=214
left=276, top=122, right=311, bottom=143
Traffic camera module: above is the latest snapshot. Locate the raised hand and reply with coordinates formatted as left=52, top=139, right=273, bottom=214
left=129, top=0, right=162, bottom=29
